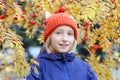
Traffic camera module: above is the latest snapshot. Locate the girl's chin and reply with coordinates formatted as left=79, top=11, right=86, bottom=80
left=57, top=49, right=69, bottom=53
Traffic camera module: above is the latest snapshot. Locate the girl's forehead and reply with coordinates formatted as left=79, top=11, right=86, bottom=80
left=55, top=25, right=73, bottom=31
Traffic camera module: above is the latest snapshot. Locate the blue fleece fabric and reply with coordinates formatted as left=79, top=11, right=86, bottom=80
left=26, top=51, right=98, bottom=80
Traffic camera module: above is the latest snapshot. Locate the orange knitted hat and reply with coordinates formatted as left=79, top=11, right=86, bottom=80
left=44, top=12, right=78, bottom=43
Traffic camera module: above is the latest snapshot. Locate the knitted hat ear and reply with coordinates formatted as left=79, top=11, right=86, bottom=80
left=70, top=16, right=76, bottom=22
left=44, top=11, right=51, bottom=20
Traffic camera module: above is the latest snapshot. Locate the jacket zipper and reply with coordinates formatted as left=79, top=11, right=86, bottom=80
left=64, top=63, right=69, bottom=80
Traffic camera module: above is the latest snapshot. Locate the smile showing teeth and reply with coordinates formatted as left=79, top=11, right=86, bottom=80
left=59, top=44, right=68, bottom=46
left=59, top=44, right=68, bottom=48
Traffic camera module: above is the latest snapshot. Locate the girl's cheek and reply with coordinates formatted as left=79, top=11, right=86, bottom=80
left=51, top=35, right=60, bottom=41
left=68, top=36, right=74, bottom=40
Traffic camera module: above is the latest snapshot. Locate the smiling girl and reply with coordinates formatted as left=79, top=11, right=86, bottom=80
left=26, top=12, right=98, bottom=80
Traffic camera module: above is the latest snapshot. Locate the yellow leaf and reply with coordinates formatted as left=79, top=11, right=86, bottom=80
left=8, top=0, right=14, bottom=2
left=10, top=43, right=14, bottom=48
left=30, top=59, right=39, bottom=66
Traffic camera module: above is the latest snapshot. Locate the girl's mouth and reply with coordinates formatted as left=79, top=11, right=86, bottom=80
left=59, top=44, right=68, bottom=48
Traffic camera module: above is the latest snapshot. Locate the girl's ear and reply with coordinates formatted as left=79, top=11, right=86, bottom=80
left=44, top=11, right=51, bottom=20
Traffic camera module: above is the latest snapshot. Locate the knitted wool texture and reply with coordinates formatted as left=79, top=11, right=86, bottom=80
left=44, top=13, right=78, bottom=42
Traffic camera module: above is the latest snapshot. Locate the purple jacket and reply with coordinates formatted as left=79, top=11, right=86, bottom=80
left=26, top=51, right=98, bottom=80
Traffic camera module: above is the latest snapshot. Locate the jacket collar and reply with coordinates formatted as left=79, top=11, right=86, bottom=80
left=38, top=51, right=75, bottom=62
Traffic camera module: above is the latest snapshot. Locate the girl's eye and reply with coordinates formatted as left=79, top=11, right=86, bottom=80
left=68, top=33, right=74, bottom=35
left=55, top=32, right=61, bottom=34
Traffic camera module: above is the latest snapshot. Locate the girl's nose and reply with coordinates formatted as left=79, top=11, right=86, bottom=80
left=62, top=34, right=68, bottom=42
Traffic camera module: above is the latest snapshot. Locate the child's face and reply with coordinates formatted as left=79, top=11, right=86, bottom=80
left=50, top=25, right=75, bottom=53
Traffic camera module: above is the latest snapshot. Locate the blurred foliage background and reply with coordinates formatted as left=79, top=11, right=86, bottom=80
left=0, top=0, right=120, bottom=80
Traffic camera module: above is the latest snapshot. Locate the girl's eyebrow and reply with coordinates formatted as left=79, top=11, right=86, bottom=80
left=54, top=27, right=74, bottom=32
left=68, top=30, right=74, bottom=32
